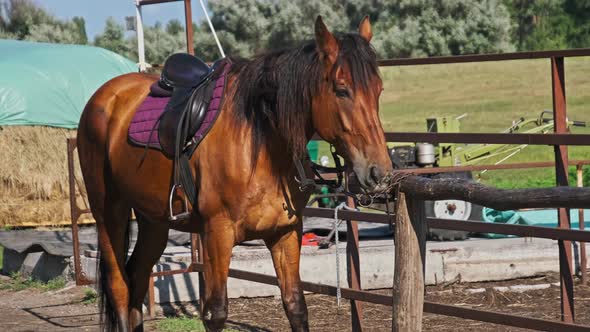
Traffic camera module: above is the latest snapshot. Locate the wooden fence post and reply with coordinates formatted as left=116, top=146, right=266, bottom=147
left=393, top=193, right=427, bottom=332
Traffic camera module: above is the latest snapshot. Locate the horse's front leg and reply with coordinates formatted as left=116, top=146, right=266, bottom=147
left=201, top=218, right=235, bottom=332
left=265, top=225, right=309, bottom=332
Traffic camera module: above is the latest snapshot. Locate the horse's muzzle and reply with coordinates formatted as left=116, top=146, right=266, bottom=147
left=354, top=164, right=393, bottom=194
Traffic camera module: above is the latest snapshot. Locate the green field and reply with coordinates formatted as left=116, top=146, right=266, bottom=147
left=317, top=57, right=590, bottom=188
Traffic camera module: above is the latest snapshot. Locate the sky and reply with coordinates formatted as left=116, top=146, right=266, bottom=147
left=32, top=0, right=207, bottom=40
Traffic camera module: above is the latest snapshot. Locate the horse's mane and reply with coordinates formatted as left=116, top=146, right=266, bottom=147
left=229, top=33, right=379, bottom=165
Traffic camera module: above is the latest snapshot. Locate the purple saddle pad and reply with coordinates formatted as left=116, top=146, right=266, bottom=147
left=128, top=62, right=230, bottom=151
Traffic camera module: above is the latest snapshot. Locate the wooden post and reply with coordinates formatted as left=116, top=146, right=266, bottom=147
left=147, top=276, right=156, bottom=319
left=393, top=193, right=427, bottom=332
left=578, top=164, right=587, bottom=285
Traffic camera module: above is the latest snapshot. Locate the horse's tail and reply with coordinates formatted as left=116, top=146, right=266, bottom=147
left=96, top=215, right=132, bottom=332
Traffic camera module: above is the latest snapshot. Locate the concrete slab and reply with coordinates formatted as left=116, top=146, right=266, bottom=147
left=3, top=248, right=71, bottom=282
left=142, top=237, right=577, bottom=304
left=2, top=235, right=581, bottom=305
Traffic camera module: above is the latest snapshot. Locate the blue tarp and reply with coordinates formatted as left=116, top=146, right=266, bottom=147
left=0, top=39, right=137, bottom=128
left=481, top=208, right=590, bottom=238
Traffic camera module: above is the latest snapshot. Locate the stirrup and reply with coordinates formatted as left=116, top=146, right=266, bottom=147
left=168, top=184, right=191, bottom=221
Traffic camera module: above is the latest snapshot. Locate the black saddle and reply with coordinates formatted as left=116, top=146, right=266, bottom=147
left=158, top=55, right=225, bottom=158
left=153, top=53, right=228, bottom=221
left=159, top=53, right=212, bottom=90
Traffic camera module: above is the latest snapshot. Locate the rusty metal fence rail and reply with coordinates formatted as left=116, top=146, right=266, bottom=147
left=66, top=46, right=590, bottom=331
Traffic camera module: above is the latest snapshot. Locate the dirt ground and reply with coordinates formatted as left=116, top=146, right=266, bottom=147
left=1, top=273, right=590, bottom=331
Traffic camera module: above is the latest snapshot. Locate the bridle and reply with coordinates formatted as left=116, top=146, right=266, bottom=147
left=290, top=144, right=412, bottom=230
left=292, top=144, right=401, bottom=207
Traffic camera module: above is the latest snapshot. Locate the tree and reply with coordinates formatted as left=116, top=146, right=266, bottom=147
left=166, top=18, right=184, bottom=35
left=503, top=0, right=536, bottom=50
left=372, top=0, right=515, bottom=58
left=72, top=16, right=88, bottom=44
left=144, top=21, right=186, bottom=63
left=523, top=0, right=572, bottom=50
left=0, top=0, right=54, bottom=39
left=203, top=0, right=515, bottom=59
left=266, top=0, right=350, bottom=49
left=0, top=0, right=88, bottom=44
left=204, top=0, right=351, bottom=58
left=207, top=0, right=275, bottom=56
left=94, top=17, right=130, bottom=57
left=26, top=22, right=79, bottom=44
left=564, top=0, right=590, bottom=48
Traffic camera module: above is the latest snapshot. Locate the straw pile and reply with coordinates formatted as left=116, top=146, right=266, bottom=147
left=0, top=126, right=89, bottom=227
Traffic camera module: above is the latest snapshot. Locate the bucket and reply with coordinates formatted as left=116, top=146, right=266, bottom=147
left=307, top=141, right=319, bottom=162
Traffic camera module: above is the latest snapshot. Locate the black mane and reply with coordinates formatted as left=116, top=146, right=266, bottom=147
left=230, top=33, right=379, bottom=164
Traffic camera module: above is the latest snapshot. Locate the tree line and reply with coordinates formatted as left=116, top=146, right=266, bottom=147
left=1, top=0, right=589, bottom=64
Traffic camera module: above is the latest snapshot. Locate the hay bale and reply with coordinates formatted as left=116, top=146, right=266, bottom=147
left=0, top=126, right=88, bottom=227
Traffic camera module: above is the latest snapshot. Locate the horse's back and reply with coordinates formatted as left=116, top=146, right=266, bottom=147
left=78, top=73, right=155, bottom=149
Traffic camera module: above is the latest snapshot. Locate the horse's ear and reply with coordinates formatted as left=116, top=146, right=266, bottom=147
left=315, top=15, right=338, bottom=65
left=359, top=15, right=372, bottom=42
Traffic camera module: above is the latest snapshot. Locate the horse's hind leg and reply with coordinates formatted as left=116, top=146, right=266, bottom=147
left=201, top=218, right=235, bottom=332
left=126, top=215, right=169, bottom=331
left=78, top=135, right=131, bottom=330
left=265, top=227, right=309, bottom=332
left=96, top=194, right=132, bottom=332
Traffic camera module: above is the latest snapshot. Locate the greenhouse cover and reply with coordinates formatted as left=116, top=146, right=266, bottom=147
left=0, top=39, right=137, bottom=128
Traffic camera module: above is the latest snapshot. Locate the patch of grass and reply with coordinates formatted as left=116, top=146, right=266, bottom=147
left=0, top=272, right=66, bottom=291
left=157, top=317, right=205, bottom=332
left=81, top=287, right=97, bottom=305
left=156, top=317, right=239, bottom=332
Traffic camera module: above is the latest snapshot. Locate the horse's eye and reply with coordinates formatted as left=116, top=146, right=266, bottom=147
left=335, top=88, right=350, bottom=98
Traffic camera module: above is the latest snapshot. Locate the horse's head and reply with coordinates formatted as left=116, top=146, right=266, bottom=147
left=311, top=16, right=393, bottom=194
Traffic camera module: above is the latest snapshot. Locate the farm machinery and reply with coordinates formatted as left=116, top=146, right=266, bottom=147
left=309, top=111, right=586, bottom=240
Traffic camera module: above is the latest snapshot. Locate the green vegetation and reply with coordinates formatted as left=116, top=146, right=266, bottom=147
left=157, top=317, right=205, bottom=332
left=0, top=272, right=66, bottom=291
left=4, top=0, right=589, bottom=63
left=156, top=317, right=239, bottom=332
left=81, top=287, right=97, bottom=305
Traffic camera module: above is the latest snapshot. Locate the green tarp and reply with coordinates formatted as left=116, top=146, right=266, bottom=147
left=0, top=39, right=137, bottom=128
left=481, top=207, right=590, bottom=238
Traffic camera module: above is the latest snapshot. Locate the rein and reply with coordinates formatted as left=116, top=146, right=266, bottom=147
left=293, top=145, right=345, bottom=192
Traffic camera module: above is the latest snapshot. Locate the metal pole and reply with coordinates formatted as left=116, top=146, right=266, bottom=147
left=551, top=56, right=574, bottom=322
left=578, top=164, right=587, bottom=285
left=135, top=1, right=147, bottom=71
left=184, top=0, right=194, bottom=55
left=345, top=173, right=363, bottom=331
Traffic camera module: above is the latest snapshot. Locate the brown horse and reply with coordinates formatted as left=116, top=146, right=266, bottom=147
left=77, top=16, right=392, bottom=332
